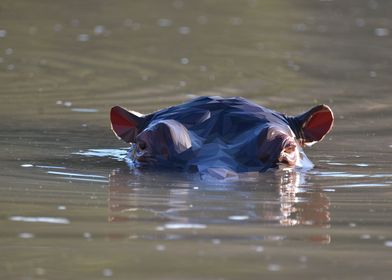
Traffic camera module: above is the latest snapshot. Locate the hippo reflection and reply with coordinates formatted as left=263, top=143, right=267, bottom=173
left=108, top=168, right=331, bottom=243
left=111, top=96, right=333, bottom=175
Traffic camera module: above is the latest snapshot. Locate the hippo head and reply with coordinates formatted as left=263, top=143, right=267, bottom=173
left=110, top=97, right=334, bottom=173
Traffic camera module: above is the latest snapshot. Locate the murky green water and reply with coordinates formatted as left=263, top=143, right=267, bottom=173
left=1, top=0, right=392, bottom=279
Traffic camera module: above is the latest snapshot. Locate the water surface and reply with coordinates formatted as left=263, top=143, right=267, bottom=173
left=1, top=0, right=392, bottom=279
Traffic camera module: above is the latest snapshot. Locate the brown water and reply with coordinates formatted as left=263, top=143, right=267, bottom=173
left=1, top=0, right=392, bottom=279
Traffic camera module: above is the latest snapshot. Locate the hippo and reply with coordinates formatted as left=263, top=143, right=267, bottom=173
left=110, top=96, right=333, bottom=176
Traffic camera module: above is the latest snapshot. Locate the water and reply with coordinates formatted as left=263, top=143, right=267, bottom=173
left=1, top=0, right=392, bottom=279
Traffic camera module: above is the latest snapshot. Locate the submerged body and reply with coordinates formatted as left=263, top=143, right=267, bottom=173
left=111, top=96, right=333, bottom=175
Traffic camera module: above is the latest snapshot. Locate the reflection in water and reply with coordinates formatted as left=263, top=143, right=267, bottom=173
left=278, top=170, right=331, bottom=244
left=108, top=167, right=331, bottom=243
left=279, top=170, right=330, bottom=227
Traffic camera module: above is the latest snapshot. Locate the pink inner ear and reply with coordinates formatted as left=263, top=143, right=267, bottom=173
left=111, top=106, right=137, bottom=142
left=303, top=108, right=334, bottom=141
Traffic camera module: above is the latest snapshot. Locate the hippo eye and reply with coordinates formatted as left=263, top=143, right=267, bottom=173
left=283, top=143, right=296, bottom=153
left=137, top=141, right=147, bottom=151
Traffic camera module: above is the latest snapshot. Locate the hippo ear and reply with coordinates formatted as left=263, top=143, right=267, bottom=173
left=110, top=106, right=145, bottom=143
left=295, top=104, right=334, bottom=146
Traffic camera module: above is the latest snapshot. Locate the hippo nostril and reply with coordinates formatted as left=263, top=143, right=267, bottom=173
left=280, top=158, right=290, bottom=165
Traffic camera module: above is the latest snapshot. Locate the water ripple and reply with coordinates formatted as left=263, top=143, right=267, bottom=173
left=163, top=223, right=207, bottom=229
left=74, top=148, right=128, bottom=161
left=9, top=216, right=70, bottom=224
